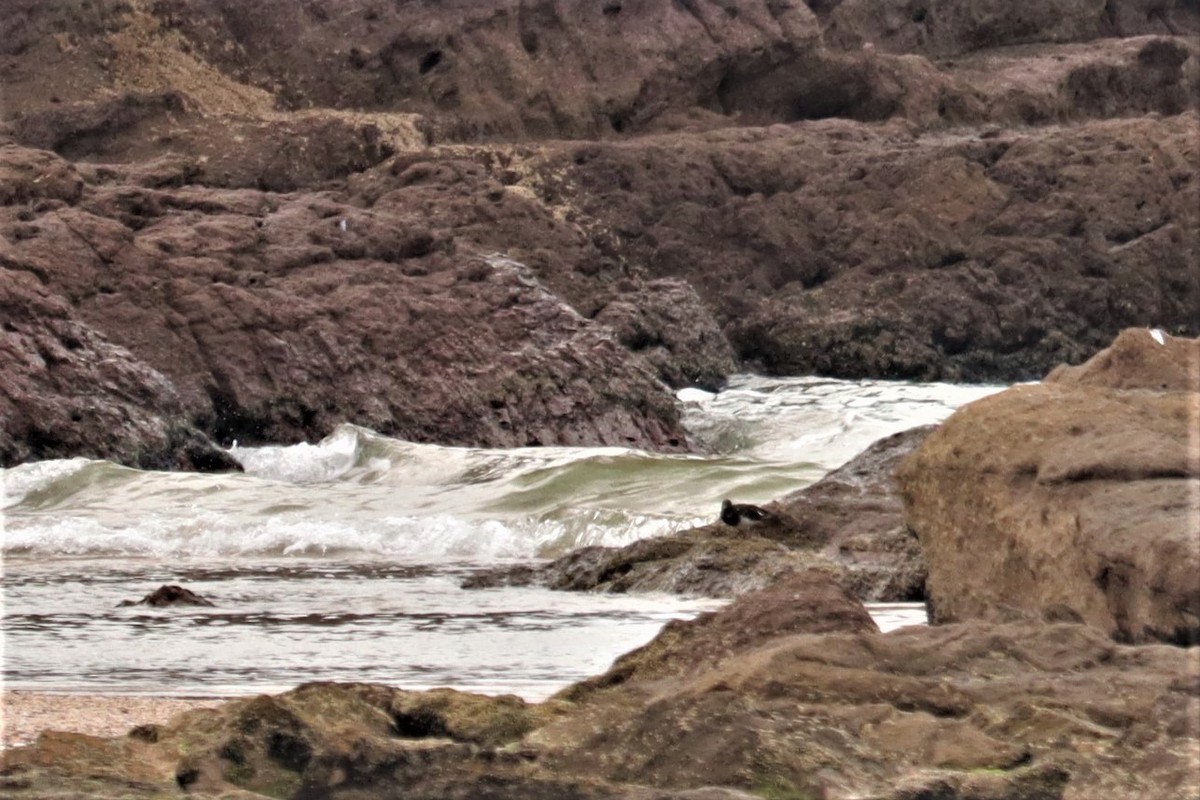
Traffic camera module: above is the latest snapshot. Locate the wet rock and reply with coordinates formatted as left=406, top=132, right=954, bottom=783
left=462, top=525, right=822, bottom=598
left=5, top=582, right=1197, bottom=799
left=561, top=570, right=879, bottom=702
left=1, top=2, right=1197, bottom=471
left=898, top=328, right=1200, bottom=644
left=390, top=689, right=537, bottom=747
left=0, top=142, right=693, bottom=456
left=776, top=425, right=937, bottom=600
left=119, top=584, right=215, bottom=607
left=467, top=425, right=935, bottom=601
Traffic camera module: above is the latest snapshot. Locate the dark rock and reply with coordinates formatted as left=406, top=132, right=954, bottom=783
left=534, top=112, right=1199, bottom=383
left=119, top=584, right=215, bottom=608
left=389, top=689, right=537, bottom=747
left=776, top=425, right=937, bottom=601
left=2, top=2, right=1198, bottom=471
left=0, top=267, right=237, bottom=471
left=1, top=143, right=693, bottom=457
left=592, top=279, right=735, bottom=391
left=898, top=329, right=1200, bottom=644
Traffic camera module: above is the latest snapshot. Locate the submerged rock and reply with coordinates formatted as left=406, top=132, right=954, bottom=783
left=119, top=585, right=216, bottom=608
left=898, top=328, right=1200, bottom=644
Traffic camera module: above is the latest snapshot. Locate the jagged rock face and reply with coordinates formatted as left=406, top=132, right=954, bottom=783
left=898, top=329, right=1200, bottom=644
left=0, top=143, right=699, bottom=462
left=2, top=0, right=1198, bottom=466
left=0, top=266, right=235, bottom=471
left=531, top=112, right=1200, bottom=381
left=536, top=605, right=1197, bottom=799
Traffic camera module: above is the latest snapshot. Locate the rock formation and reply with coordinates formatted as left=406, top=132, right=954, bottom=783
left=3, top=0, right=1198, bottom=466
left=117, top=584, right=216, bottom=607
left=0, top=263, right=237, bottom=471
left=898, top=328, right=1200, bottom=644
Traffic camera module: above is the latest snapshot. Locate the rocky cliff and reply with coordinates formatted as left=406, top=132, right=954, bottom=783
left=2, top=0, right=1197, bottom=465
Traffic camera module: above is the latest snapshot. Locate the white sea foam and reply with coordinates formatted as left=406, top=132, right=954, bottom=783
left=1, top=375, right=991, bottom=699
left=229, top=424, right=363, bottom=483
left=2, top=501, right=705, bottom=560
left=1, top=376, right=1000, bottom=560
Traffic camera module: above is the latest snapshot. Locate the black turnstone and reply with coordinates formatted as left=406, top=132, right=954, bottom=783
left=720, top=498, right=772, bottom=528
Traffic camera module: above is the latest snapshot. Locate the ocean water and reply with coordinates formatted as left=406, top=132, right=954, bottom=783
left=0, top=376, right=1001, bottom=701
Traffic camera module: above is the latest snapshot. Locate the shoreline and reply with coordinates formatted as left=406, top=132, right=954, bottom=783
left=1, top=691, right=226, bottom=750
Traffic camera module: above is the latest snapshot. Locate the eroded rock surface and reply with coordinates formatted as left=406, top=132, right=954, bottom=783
left=0, top=143, right=696, bottom=463
left=2, top=0, right=1198, bottom=466
left=899, top=328, right=1200, bottom=644
left=0, top=265, right=236, bottom=471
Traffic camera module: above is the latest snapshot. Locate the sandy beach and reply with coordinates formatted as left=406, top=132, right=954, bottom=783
left=1, top=692, right=225, bottom=750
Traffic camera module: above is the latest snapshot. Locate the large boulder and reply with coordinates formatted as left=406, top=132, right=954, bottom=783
left=898, top=328, right=1200, bottom=644
left=536, top=601, right=1196, bottom=799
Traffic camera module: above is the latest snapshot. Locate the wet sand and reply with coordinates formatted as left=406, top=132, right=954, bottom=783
left=1, top=691, right=224, bottom=749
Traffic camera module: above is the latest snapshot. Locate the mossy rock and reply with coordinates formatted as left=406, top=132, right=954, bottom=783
left=390, top=689, right=538, bottom=747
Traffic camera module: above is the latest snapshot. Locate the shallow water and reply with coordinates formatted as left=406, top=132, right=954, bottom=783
left=1, top=375, right=996, bottom=700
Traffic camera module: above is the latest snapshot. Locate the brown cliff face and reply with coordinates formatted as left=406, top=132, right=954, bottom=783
left=2, top=0, right=1198, bottom=466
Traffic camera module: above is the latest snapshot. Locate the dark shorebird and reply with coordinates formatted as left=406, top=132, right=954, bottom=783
left=720, top=499, right=772, bottom=528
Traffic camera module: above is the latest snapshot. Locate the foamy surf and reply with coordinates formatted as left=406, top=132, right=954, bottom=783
left=1, top=375, right=1000, bottom=698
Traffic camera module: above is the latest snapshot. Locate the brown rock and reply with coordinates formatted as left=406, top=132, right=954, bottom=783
left=898, top=328, right=1200, bottom=644
left=534, top=597, right=1197, bottom=799
left=4, top=613, right=1196, bottom=800
left=2, top=0, right=1198, bottom=465
left=0, top=144, right=83, bottom=205
left=592, top=279, right=735, bottom=391
left=0, top=143, right=694, bottom=457
left=561, top=570, right=879, bottom=702
left=776, top=425, right=937, bottom=600
left=538, top=112, right=1200, bottom=382
left=0, top=267, right=236, bottom=471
